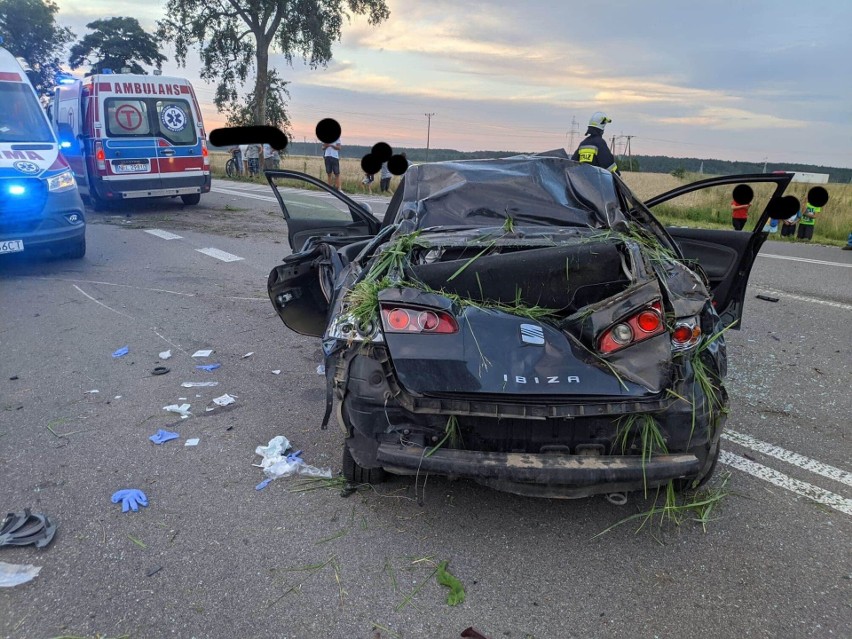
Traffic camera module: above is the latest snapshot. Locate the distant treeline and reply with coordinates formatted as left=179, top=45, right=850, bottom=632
left=268, top=142, right=852, bottom=183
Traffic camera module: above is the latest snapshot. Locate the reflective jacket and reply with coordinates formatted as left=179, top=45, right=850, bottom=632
left=572, top=128, right=619, bottom=174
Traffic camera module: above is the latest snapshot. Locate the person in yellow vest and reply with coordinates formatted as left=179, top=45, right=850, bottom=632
left=572, top=112, right=619, bottom=174
left=796, top=199, right=820, bottom=241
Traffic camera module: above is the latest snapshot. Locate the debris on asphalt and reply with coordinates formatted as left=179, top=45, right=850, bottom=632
left=149, top=429, right=180, bottom=445
left=181, top=381, right=219, bottom=388
left=316, top=364, right=325, bottom=375
left=8, top=375, right=18, bottom=381
left=195, top=363, right=221, bottom=372
left=206, top=393, right=237, bottom=411
left=756, top=294, right=780, bottom=303
left=112, top=346, right=129, bottom=358
left=605, top=492, right=628, bottom=506
left=242, top=352, right=254, bottom=359
left=114, top=396, right=122, bottom=400
left=0, top=562, right=41, bottom=587
left=460, top=628, right=491, bottom=639
left=255, top=478, right=272, bottom=491
left=163, top=403, right=192, bottom=419
left=271, top=370, right=281, bottom=375
left=254, top=435, right=332, bottom=480
left=436, top=561, right=466, bottom=606
left=185, top=438, right=200, bottom=447
left=192, top=349, right=214, bottom=358
left=85, top=390, right=99, bottom=394
left=111, top=489, right=148, bottom=513
left=146, top=565, right=162, bottom=577
left=0, top=510, right=57, bottom=548
left=151, top=366, right=170, bottom=376
left=159, top=350, right=172, bottom=360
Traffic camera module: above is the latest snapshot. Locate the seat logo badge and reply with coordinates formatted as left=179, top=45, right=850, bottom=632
left=520, top=323, right=545, bottom=345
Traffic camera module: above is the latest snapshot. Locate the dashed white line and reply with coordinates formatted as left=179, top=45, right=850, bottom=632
left=754, top=289, right=852, bottom=311
left=196, top=247, right=244, bottom=262
left=723, top=430, right=852, bottom=488
left=145, top=229, right=183, bottom=240
left=720, top=451, right=852, bottom=516
left=759, top=253, right=852, bottom=268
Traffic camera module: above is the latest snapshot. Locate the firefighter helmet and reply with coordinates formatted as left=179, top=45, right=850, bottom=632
left=588, top=112, right=612, bottom=130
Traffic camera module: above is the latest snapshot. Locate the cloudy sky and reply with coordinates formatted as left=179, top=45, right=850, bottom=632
left=55, top=0, right=851, bottom=167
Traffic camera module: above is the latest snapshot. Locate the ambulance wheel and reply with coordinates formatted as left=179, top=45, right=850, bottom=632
left=181, top=194, right=201, bottom=205
left=88, top=192, right=107, bottom=211
left=63, top=236, right=86, bottom=260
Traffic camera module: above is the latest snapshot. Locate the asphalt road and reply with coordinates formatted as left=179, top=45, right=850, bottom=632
left=1, top=181, right=850, bottom=639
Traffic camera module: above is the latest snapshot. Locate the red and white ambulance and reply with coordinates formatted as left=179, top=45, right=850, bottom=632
left=51, top=72, right=211, bottom=208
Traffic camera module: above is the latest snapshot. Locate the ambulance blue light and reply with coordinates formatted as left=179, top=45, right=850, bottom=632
left=8, top=185, right=26, bottom=196
left=101, top=68, right=114, bottom=74
left=60, top=140, right=71, bottom=148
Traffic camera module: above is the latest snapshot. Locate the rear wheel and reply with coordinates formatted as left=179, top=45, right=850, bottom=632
left=87, top=192, right=107, bottom=211
left=341, top=444, right=386, bottom=485
left=225, top=158, right=237, bottom=178
left=181, top=193, right=201, bottom=205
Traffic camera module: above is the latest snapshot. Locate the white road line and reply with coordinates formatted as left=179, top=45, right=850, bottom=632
left=755, top=289, right=852, bottom=311
left=211, top=186, right=278, bottom=203
left=759, top=253, right=852, bottom=268
left=72, top=284, right=135, bottom=319
left=720, top=451, right=852, bottom=516
left=723, top=430, right=852, bottom=488
left=196, top=247, right=245, bottom=262
left=145, top=229, right=183, bottom=240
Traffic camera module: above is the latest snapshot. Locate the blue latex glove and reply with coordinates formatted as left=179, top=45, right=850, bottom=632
left=111, top=489, right=148, bottom=512
left=112, top=346, right=129, bottom=358
left=286, top=450, right=303, bottom=463
left=195, top=363, right=221, bottom=371
left=149, top=429, right=179, bottom=445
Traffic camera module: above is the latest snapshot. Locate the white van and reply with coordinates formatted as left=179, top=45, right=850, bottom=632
left=0, top=47, right=85, bottom=258
left=51, top=72, right=211, bottom=209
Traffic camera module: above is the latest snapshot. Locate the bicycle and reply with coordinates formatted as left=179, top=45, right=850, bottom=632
left=225, top=156, right=239, bottom=178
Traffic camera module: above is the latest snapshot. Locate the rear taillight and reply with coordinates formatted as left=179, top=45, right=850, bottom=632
left=95, top=141, right=105, bottom=171
left=671, top=317, right=702, bottom=351
left=599, top=301, right=665, bottom=354
left=202, top=140, right=210, bottom=167
left=380, top=305, right=458, bottom=334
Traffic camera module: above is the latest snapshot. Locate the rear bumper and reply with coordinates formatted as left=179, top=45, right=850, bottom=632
left=93, top=173, right=211, bottom=200
left=377, top=443, right=702, bottom=498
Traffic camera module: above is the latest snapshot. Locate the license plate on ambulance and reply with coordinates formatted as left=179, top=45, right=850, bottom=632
left=0, top=239, right=24, bottom=254
left=114, top=161, right=149, bottom=173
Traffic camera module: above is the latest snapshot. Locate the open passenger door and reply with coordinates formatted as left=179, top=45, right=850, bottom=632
left=643, top=173, right=796, bottom=328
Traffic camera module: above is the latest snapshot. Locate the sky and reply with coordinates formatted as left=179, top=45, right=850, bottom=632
left=54, top=0, right=852, bottom=168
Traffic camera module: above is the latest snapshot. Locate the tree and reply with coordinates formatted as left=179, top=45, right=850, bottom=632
left=225, top=69, right=292, bottom=134
left=69, top=17, right=166, bottom=75
left=158, top=0, right=390, bottom=126
left=0, top=0, right=74, bottom=97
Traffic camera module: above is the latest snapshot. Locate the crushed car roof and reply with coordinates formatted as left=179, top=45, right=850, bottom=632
left=397, top=156, right=627, bottom=230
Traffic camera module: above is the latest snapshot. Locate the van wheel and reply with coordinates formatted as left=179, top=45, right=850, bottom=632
left=342, top=444, right=386, bottom=485
left=87, top=192, right=107, bottom=212
left=181, top=193, right=201, bottom=205
left=62, top=236, right=86, bottom=260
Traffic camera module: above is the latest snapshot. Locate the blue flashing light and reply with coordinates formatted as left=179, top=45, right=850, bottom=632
left=60, top=141, right=71, bottom=149
left=8, top=185, right=26, bottom=196
left=101, top=68, right=113, bottom=74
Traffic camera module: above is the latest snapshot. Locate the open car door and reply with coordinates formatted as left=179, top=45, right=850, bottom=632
left=643, top=173, right=796, bottom=328
left=266, top=169, right=381, bottom=251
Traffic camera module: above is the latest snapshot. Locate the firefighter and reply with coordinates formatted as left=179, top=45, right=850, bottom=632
left=572, top=112, right=620, bottom=174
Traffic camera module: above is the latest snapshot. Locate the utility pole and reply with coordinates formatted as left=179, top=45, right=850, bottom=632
left=625, top=135, right=633, bottom=171
left=424, top=113, right=436, bottom=161
left=567, top=115, right=579, bottom=151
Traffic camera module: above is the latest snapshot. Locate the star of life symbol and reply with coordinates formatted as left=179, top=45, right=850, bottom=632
left=161, top=105, right=187, bottom=132
left=13, top=161, right=40, bottom=174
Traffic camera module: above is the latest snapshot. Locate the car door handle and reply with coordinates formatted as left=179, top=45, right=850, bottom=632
left=160, top=149, right=175, bottom=157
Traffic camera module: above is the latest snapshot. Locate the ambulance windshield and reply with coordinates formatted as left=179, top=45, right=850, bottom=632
left=0, top=83, right=53, bottom=143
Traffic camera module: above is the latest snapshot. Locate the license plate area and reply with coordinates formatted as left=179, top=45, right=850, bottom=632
left=0, top=239, right=24, bottom=254
left=113, top=160, right=150, bottom=174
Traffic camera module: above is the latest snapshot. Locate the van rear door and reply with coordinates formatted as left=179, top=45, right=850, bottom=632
left=151, top=93, right=206, bottom=193
left=103, top=95, right=162, bottom=191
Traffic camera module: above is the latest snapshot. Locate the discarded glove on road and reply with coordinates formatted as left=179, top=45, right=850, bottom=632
left=111, top=489, right=148, bottom=513
left=0, top=509, right=57, bottom=549
left=149, top=429, right=180, bottom=445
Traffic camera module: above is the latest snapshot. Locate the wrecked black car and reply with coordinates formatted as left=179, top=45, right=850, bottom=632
left=266, top=156, right=805, bottom=498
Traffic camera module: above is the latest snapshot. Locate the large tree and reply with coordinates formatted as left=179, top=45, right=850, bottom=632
left=0, top=0, right=74, bottom=97
left=225, top=69, right=292, bottom=134
left=158, top=0, right=390, bottom=126
left=69, top=17, right=166, bottom=75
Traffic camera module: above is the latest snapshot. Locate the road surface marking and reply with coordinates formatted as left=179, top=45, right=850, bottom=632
left=720, top=450, right=852, bottom=516
left=723, top=430, right=852, bottom=488
left=759, top=253, right=852, bottom=268
left=211, top=186, right=278, bottom=203
left=196, top=247, right=244, bottom=262
left=72, top=284, right=135, bottom=319
left=145, top=229, right=183, bottom=240
left=755, top=289, right=852, bottom=311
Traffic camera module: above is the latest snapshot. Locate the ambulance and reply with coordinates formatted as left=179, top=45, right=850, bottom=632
left=51, top=71, right=211, bottom=209
left=0, top=47, right=86, bottom=259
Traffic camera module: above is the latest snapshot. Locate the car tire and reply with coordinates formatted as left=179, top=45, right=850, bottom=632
left=62, top=236, right=86, bottom=260
left=181, top=193, right=201, bottom=205
left=88, top=192, right=107, bottom=212
left=341, top=444, right=386, bottom=485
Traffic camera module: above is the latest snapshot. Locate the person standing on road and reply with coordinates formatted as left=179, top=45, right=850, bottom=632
left=323, top=137, right=342, bottom=189
left=730, top=198, right=751, bottom=230
left=572, top=112, right=620, bottom=174
left=796, top=197, right=820, bottom=241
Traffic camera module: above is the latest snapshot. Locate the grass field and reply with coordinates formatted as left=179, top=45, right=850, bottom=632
left=211, top=153, right=850, bottom=245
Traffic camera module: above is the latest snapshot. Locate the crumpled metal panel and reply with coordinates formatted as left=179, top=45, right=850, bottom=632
left=398, top=157, right=626, bottom=230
